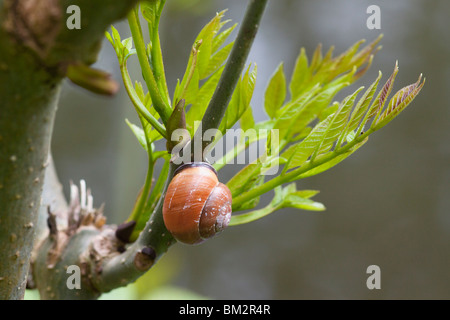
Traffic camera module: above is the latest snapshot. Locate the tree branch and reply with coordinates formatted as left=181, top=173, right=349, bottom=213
left=193, top=0, right=268, bottom=152
left=0, top=0, right=138, bottom=300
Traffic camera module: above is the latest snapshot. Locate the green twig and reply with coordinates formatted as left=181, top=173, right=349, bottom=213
left=193, top=0, right=269, bottom=154
left=127, top=138, right=154, bottom=223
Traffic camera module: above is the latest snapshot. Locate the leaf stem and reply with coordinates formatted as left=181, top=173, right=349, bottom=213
left=128, top=140, right=154, bottom=223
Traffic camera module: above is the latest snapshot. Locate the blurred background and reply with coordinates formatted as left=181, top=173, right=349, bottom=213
left=45, top=0, right=450, bottom=299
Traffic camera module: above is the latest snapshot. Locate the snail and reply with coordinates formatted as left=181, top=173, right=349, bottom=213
left=162, top=162, right=232, bottom=245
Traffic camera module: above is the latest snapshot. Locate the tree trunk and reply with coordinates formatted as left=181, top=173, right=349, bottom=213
left=0, top=0, right=138, bottom=299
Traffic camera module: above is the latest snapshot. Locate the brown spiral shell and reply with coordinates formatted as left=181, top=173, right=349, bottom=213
left=162, top=162, right=232, bottom=245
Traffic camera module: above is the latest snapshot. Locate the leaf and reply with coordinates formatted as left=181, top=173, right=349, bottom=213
left=350, top=34, right=383, bottom=71
left=242, top=64, right=257, bottom=108
left=125, top=119, right=148, bottom=152
left=219, top=65, right=257, bottom=133
left=234, top=175, right=264, bottom=211
left=122, top=37, right=133, bottom=53
left=174, top=41, right=201, bottom=104
left=203, top=41, right=233, bottom=78
left=296, top=137, right=368, bottom=179
left=227, top=163, right=262, bottom=199
left=283, top=193, right=325, bottom=211
left=375, top=74, right=425, bottom=129
left=194, top=11, right=226, bottom=79
left=272, top=85, right=320, bottom=143
left=186, top=66, right=224, bottom=133
left=264, top=63, right=286, bottom=119
left=134, top=81, right=146, bottom=103
left=310, top=43, right=323, bottom=73
left=230, top=183, right=323, bottom=225
left=365, top=62, right=399, bottom=124
left=315, top=87, right=364, bottom=155
left=289, top=48, right=309, bottom=99
left=180, top=11, right=237, bottom=132
left=240, top=105, right=255, bottom=132
left=106, top=26, right=124, bottom=62
left=285, top=115, right=333, bottom=170
left=141, top=2, right=156, bottom=25
left=340, top=71, right=381, bottom=141
left=212, top=22, right=236, bottom=52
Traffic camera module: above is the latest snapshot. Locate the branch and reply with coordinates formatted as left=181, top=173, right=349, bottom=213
left=0, top=0, right=138, bottom=299
left=193, top=0, right=268, bottom=153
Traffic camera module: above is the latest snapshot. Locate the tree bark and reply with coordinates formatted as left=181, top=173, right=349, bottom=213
left=0, top=0, right=138, bottom=300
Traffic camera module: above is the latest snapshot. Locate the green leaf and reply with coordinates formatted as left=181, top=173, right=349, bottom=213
left=134, top=81, right=146, bottom=103
left=283, top=193, right=325, bottom=211
left=242, top=64, right=257, bottom=108
left=272, top=85, right=320, bottom=143
left=289, top=48, right=309, bottom=99
left=230, top=183, right=323, bottom=226
left=309, top=43, right=323, bottom=73
left=125, top=119, right=148, bottom=151
left=141, top=1, right=156, bottom=25
left=219, top=65, right=257, bottom=134
left=203, top=41, right=234, bottom=78
left=122, top=37, right=133, bottom=53
left=174, top=41, right=201, bottom=104
left=350, top=34, right=383, bottom=71
left=233, top=175, right=264, bottom=211
left=264, top=63, right=286, bottom=119
left=364, top=62, right=399, bottom=125
left=285, top=115, right=333, bottom=170
left=194, top=10, right=226, bottom=79
left=240, top=105, right=255, bottom=132
left=227, top=163, right=262, bottom=199
left=296, top=137, right=368, bottom=179
left=340, top=71, right=381, bottom=141
left=212, top=22, right=236, bottom=52
left=315, top=87, right=364, bottom=156
left=186, top=66, right=224, bottom=133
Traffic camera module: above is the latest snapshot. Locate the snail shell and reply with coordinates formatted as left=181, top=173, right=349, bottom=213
left=162, top=162, right=232, bottom=245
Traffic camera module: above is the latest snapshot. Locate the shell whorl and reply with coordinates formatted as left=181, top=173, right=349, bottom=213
left=162, top=162, right=232, bottom=244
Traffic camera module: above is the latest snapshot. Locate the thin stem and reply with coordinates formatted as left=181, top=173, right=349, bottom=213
left=128, top=139, right=154, bottom=223
left=230, top=201, right=281, bottom=226
left=193, top=0, right=268, bottom=154
left=150, top=0, right=170, bottom=107
left=128, top=8, right=172, bottom=123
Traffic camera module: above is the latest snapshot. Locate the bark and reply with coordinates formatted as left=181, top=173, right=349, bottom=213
left=0, top=0, right=138, bottom=300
